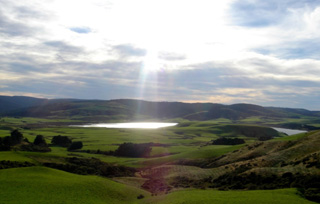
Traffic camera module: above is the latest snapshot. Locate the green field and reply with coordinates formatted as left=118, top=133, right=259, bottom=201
left=0, top=121, right=280, bottom=168
left=0, top=167, right=316, bottom=204
left=0, top=166, right=149, bottom=204
left=142, top=189, right=317, bottom=204
left=1, top=117, right=319, bottom=203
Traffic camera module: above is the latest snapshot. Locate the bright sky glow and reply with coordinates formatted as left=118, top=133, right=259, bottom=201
left=0, top=0, right=320, bottom=109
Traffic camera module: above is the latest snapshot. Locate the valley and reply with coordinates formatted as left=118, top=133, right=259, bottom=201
left=0, top=96, right=319, bottom=203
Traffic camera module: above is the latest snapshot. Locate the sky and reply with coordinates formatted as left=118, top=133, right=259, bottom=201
left=0, top=0, right=320, bottom=110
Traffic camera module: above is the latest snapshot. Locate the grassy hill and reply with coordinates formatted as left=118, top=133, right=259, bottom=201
left=1, top=95, right=320, bottom=204
left=0, top=166, right=149, bottom=204
left=0, top=167, right=316, bottom=204
left=142, top=188, right=316, bottom=204
left=0, top=96, right=48, bottom=113
left=0, top=118, right=319, bottom=203
left=1, top=96, right=319, bottom=130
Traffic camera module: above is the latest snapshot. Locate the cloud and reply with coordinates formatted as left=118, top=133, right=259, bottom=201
left=0, top=12, right=37, bottom=37
left=0, top=1, right=49, bottom=37
left=158, top=52, right=186, bottom=61
left=14, top=5, right=50, bottom=20
left=69, top=27, right=92, bottom=34
left=44, top=41, right=83, bottom=52
left=0, top=85, right=8, bottom=88
left=112, top=44, right=147, bottom=58
left=0, top=0, right=320, bottom=110
left=254, top=38, right=320, bottom=60
left=43, top=41, right=86, bottom=57
left=0, top=91, right=57, bottom=99
left=229, top=0, right=320, bottom=27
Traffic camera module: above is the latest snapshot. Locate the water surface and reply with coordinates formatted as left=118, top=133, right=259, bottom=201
left=272, top=127, right=306, bottom=135
left=74, top=122, right=178, bottom=129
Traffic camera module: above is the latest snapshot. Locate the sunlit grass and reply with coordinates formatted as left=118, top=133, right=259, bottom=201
left=142, top=188, right=315, bottom=204
left=0, top=166, right=149, bottom=204
left=0, top=151, right=33, bottom=162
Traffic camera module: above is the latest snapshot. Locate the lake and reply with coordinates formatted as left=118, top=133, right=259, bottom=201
left=272, top=127, right=307, bottom=135
left=74, top=122, right=178, bottom=129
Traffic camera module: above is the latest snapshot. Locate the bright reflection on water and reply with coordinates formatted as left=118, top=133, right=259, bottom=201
left=75, top=122, right=178, bottom=129
left=272, top=127, right=306, bottom=135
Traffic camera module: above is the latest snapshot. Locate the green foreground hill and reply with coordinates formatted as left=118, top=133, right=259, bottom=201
left=0, top=114, right=320, bottom=203
left=0, top=166, right=148, bottom=204
left=0, top=167, right=316, bottom=204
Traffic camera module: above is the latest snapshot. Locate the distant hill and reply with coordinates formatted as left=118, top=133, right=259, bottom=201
left=0, top=96, right=48, bottom=113
left=183, top=103, right=284, bottom=120
left=0, top=95, right=319, bottom=123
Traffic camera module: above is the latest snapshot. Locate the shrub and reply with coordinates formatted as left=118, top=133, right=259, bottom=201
left=304, top=188, right=320, bottom=202
left=51, top=135, right=72, bottom=147
left=212, top=137, right=245, bottom=145
left=137, top=194, right=144, bottom=199
left=0, top=130, right=24, bottom=151
left=114, top=143, right=152, bottom=158
left=10, top=129, right=23, bottom=145
left=0, top=137, right=11, bottom=151
left=68, top=141, right=83, bottom=151
left=34, top=135, right=48, bottom=147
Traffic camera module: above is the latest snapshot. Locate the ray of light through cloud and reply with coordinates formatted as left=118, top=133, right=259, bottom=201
left=0, top=0, right=320, bottom=109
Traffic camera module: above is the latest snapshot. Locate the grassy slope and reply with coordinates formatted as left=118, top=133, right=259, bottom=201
left=0, top=167, right=315, bottom=204
left=139, top=130, right=320, bottom=190
left=1, top=118, right=319, bottom=204
left=142, top=189, right=316, bottom=204
left=0, top=166, right=149, bottom=204
left=0, top=151, right=34, bottom=162
left=0, top=120, right=299, bottom=168
left=0, top=121, right=251, bottom=167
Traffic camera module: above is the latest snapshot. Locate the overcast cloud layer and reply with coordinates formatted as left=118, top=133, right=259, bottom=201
left=0, top=0, right=320, bottom=109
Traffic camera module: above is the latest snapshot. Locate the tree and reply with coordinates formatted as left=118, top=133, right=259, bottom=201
left=0, top=137, right=10, bottom=151
left=34, top=135, right=48, bottom=147
left=212, top=137, right=245, bottom=145
left=114, top=143, right=152, bottom=158
left=68, top=141, right=83, bottom=151
left=10, top=129, right=23, bottom=145
left=51, top=135, right=72, bottom=147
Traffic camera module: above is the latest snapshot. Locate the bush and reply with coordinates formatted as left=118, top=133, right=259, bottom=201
left=51, top=135, right=72, bottom=147
left=10, top=129, right=23, bottom=145
left=43, top=157, right=136, bottom=177
left=0, top=137, right=11, bottom=151
left=137, top=194, right=144, bottom=199
left=68, top=141, right=83, bottom=151
left=19, top=143, right=51, bottom=152
left=114, top=143, right=152, bottom=158
left=303, top=188, right=320, bottom=202
left=0, top=160, right=35, bottom=169
left=34, top=135, right=48, bottom=147
left=212, top=137, right=245, bottom=145
left=0, top=130, right=24, bottom=151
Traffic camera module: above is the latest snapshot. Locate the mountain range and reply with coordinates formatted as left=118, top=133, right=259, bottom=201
left=1, top=95, right=319, bottom=124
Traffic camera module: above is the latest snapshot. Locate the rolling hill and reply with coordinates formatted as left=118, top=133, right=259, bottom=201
left=0, top=96, right=48, bottom=113
left=0, top=96, right=319, bottom=127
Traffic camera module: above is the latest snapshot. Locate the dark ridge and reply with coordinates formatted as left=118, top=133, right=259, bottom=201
left=0, top=95, right=48, bottom=113
left=0, top=95, right=319, bottom=122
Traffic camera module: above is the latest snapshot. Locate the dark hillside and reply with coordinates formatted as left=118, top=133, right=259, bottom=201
left=112, top=99, right=218, bottom=119
left=0, top=96, right=48, bottom=113
left=3, top=100, right=134, bottom=119
left=200, top=130, right=320, bottom=188
left=184, top=103, right=282, bottom=120
left=1, top=96, right=319, bottom=123
left=267, top=107, right=319, bottom=117
left=199, top=130, right=320, bottom=170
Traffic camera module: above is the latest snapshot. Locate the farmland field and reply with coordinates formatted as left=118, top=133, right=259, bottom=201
left=1, top=116, right=320, bottom=203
